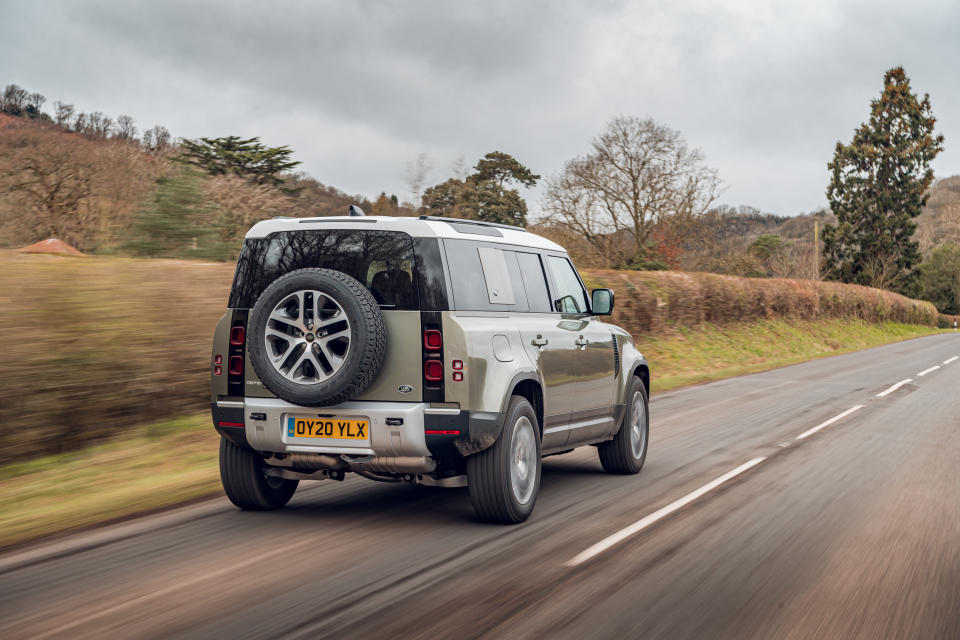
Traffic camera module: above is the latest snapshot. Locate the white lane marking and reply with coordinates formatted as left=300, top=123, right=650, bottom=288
left=565, top=457, right=767, bottom=567
left=795, top=405, right=864, bottom=440
left=876, top=379, right=912, bottom=398
left=917, top=365, right=940, bottom=377
left=944, top=356, right=959, bottom=365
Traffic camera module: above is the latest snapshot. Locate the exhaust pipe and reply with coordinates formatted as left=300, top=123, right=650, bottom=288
left=280, top=453, right=436, bottom=475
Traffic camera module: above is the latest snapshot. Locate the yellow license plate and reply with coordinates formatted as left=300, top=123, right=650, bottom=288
left=286, top=416, right=368, bottom=440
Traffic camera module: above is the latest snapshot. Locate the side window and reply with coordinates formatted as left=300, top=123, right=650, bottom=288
left=546, top=256, right=589, bottom=314
left=515, top=252, right=552, bottom=313
left=444, top=239, right=528, bottom=312
left=477, top=247, right=516, bottom=305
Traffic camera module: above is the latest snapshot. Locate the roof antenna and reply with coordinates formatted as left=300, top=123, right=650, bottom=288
left=348, top=204, right=366, bottom=217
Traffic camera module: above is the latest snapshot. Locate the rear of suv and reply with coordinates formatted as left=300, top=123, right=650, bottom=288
left=211, top=213, right=650, bottom=523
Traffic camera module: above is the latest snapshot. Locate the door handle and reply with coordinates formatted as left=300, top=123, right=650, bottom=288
left=576, top=336, right=588, bottom=348
left=531, top=335, right=549, bottom=347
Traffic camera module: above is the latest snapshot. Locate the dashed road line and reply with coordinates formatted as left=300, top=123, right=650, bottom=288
left=796, top=405, right=864, bottom=440
left=917, top=365, right=940, bottom=377
left=876, top=379, right=912, bottom=398
left=944, top=356, right=959, bottom=365
left=565, top=457, right=767, bottom=567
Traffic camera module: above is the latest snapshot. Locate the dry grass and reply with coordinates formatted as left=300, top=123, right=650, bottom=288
left=0, top=250, right=233, bottom=463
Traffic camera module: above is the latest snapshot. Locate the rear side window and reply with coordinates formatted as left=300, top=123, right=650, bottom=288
left=515, top=252, right=552, bottom=313
left=546, top=256, right=590, bottom=313
left=229, top=230, right=419, bottom=309
left=444, top=239, right=528, bottom=312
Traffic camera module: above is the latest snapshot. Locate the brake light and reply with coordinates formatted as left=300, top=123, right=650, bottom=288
left=215, top=354, right=222, bottom=365
left=423, top=330, right=442, bottom=351
left=230, top=326, right=246, bottom=346
left=424, top=359, right=443, bottom=381
left=452, top=372, right=463, bottom=382
left=451, top=359, right=463, bottom=370
left=214, top=365, right=222, bottom=376
left=228, top=356, right=244, bottom=376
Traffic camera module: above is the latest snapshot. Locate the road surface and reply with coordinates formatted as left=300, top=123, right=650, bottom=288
left=2, top=333, right=959, bottom=639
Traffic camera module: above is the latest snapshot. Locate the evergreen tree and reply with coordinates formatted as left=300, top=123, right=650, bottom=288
left=127, top=168, right=219, bottom=258
left=421, top=151, right=539, bottom=226
left=179, top=136, right=301, bottom=188
left=822, top=67, right=944, bottom=290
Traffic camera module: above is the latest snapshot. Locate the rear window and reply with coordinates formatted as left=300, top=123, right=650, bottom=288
left=228, top=230, right=419, bottom=310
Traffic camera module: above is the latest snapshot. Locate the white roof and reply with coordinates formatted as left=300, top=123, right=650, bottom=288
left=245, top=216, right=565, bottom=252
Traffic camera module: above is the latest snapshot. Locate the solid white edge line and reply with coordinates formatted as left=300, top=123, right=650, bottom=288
left=795, top=405, right=864, bottom=440
left=876, top=379, right=912, bottom=398
left=917, top=365, right=940, bottom=377
left=564, top=457, right=767, bottom=568
left=944, top=356, right=959, bottom=365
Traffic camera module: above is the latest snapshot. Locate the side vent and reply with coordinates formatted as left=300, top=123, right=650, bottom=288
left=612, top=333, right=620, bottom=378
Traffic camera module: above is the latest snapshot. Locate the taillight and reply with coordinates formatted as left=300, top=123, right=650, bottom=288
left=424, top=359, right=443, bottom=381
left=214, top=365, right=222, bottom=376
left=230, top=326, right=246, bottom=346
left=423, top=329, right=442, bottom=351
left=214, top=355, right=222, bottom=365
left=228, top=356, right=244, bottom=376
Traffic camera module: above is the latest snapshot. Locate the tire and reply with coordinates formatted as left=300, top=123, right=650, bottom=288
left=219, top=438, right=298, bottom=510
left=467, top=396, right=541, bottom=524
left=598, top=377, right=649, bottom=474
left=247, top=268, right=386, bottom=407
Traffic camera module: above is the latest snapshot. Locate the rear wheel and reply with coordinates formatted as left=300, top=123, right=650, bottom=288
left=467, top=396, right=541, bottom=524
left=219, top=438, right=298, bottom=510
left=598, top=377, right=649, bottom=474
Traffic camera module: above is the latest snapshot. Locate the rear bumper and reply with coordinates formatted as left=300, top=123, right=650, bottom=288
left=211, top=398, right=503, bottom=460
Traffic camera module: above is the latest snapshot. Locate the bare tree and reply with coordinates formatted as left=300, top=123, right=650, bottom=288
left=142, top=125, right=172, bottom=152
left=73, top=111, right=88, bottom=133
left=543, top=116, right=722, bottom=268
left=115, top=115, right=137, bottom=141
left=402, top=152, right=432, bottom=206
left=1, top=84, right=28, bottom=115
left=53, top=102, right=75, bottom=129
left=27, top=92, right=46, bottom=116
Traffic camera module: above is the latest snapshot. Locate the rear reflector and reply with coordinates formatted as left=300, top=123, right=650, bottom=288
left=218, top=421, right=244, bottom=428
left=214, top=354, right=223, bottom=365
left=423, top=329, right=442, bottom=351
left=424, top=359, right=443, bottom=381
left=425, top=429, right=460, bottom=435
left=228, top=356, right=244, bottom=376
left=451, top=359, right=463, bottom=370
left=214, top=365, right=222, bottom=376
left=452, top=372, right=463, bottom=382
left=230, top=326, right=245, bottom=346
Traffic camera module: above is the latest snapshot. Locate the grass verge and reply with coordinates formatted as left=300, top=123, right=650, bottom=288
left=0, top=414, right=220, bottom=549
left=643, top=319, right=939, bottom=391
left=0, top=319, right=940, bottom=549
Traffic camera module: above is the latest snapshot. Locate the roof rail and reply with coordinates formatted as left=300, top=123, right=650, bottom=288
left=418, top=215, right=526, bottom=232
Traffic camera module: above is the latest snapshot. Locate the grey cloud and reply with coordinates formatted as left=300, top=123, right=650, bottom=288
left=2, top=0, right=958, bottom=215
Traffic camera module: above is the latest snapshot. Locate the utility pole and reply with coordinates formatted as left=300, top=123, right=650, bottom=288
left=814, top=220, right=820, bottom=280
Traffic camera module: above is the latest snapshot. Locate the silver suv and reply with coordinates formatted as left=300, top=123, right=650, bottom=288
left=211, top=212, right=650, bottom=523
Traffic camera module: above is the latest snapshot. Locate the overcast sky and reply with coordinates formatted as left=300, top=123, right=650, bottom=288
left=3, top=0, right=958, bottom=217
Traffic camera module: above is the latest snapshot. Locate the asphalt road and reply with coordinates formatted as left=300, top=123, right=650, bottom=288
left=2, top=333, right=959, bottom=639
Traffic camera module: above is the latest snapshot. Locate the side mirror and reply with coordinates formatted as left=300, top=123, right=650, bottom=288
left=591, top=288, right=614, bottom=315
